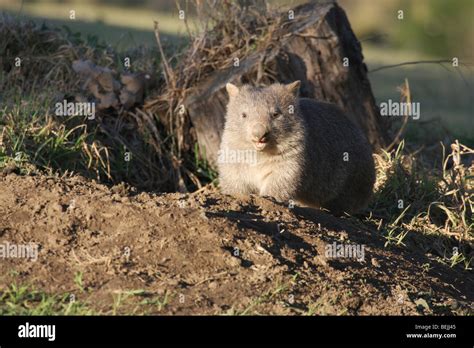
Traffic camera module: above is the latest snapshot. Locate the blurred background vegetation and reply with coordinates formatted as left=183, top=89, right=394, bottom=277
left=1, top=0, right=473, bottom=143
left=1, top=0, right=473, bottom=57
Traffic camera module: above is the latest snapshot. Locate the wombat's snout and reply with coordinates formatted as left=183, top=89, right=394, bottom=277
left=251, top=123, right=269, bottom=142
left=251, top=122, right=270, bottom=151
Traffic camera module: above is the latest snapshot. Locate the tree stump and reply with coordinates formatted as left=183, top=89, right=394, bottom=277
left=184, top=1, right=391, bottom=166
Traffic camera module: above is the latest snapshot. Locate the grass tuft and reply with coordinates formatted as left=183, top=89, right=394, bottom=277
left=367, top=140, right=473, bottom=270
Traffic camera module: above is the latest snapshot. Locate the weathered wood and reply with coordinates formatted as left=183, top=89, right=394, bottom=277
left=184, top=2, right=391, bottom=165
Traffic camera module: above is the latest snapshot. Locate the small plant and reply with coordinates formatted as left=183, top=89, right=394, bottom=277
left=436, top=141, right=473, bottom=239
left=74, top=271, right=85, bottom=293
left=139, top=291, right=170, bottom=312
left=194, top=143, right=218, bottom=182
left=0, top=283, right=94, bottom=315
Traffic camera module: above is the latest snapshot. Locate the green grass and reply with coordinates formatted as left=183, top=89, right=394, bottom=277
left=0, top=282, right=177, bottom=315
left=0, top=93, right=109, bottom=178
left=110, top=289, right=173, bottom=315
left=364, top=140, right=473, bottom=270
left=0, top=283, right=96, bottom=315
left=225, top=274, right=299, bottom=315
left=194, top=143, right=218, bottom=183
left=138, top=292, right=170, bottom=312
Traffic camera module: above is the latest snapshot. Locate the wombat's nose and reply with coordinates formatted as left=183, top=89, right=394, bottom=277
left=251, top=124, right=269, bottom=142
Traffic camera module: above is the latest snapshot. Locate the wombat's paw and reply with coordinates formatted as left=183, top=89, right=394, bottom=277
left=259, top=185, right=292, bottom=203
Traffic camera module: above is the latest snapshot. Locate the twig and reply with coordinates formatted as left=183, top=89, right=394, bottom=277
left=369, top=59, right=454, bottom=73
left=293, top=33, right=333, bottom=40
left=153, top=21, right=175, bottom=87
left=193, top=271, right=228, bottom=286
left=386, top=78, right=411, bottom=152
left=190, top=179, right=218, bottom=195
left=359, top=33, right=389, bottom=42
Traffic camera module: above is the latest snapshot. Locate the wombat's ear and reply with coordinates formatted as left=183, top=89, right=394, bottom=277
left=285, top=80, right=301, bottom=96
left=226, top=83, right=240, bottom=98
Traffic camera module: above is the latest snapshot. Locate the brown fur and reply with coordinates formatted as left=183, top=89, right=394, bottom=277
left=218, top=81, right=375, bottom=214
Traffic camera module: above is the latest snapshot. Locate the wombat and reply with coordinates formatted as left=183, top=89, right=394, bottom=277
left=218, top=81, right=376, bottom=215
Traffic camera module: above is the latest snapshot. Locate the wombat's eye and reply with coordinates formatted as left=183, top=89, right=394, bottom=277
left=242, top=113, right=247, bottom=119
left=272, top=108, right=281, bottom=118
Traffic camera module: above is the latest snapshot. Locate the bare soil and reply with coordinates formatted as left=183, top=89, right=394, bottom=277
left=0, top=171, right=472, bottom=315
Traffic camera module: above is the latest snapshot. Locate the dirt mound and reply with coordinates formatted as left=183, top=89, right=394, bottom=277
left=0, top=172, right=472, bottom=315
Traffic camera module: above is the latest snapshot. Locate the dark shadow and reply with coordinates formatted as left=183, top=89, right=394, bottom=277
left=206, top=194, right=473, bottom=313
left=206, top=198, right=319, bottom=270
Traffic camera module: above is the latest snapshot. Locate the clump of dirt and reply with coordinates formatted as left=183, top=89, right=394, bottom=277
left=0, top=172, right=472, bottom=315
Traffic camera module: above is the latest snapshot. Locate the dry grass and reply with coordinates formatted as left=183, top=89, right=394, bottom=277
left=437, top=141, right=473, bottom=239
left=368, top=140, right=473, bottom=270
left=0, top=14, right=114, bottom=93
left=0, top=13, right=187, bottom=191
